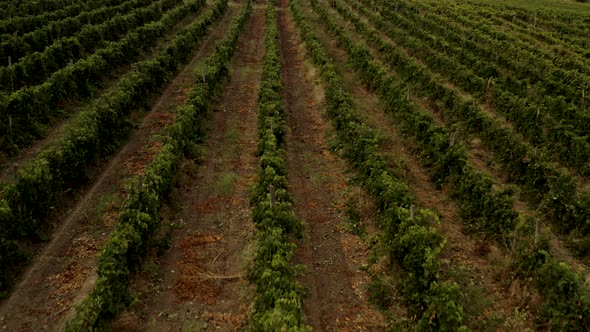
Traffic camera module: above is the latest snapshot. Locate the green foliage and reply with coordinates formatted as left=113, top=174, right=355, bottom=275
left=290, top=1, right=466, bottom=329
left=0, top=200, right=19, bottom=297
left=317, top=0, right=518, bottom=241
left=535, top=261, right=590, bottom=331
left=367, top=278, right=393, bottom=310
left=345, top=197, right=364, bottom=236
left=350, top=0, right=590, bottom=232
left=0, top=0, right=225, bottom=295
left=318, top=0, right=590, bottom=328
left=248, top=3, right=308, bottom=330
left=0, top=0, right=169, bottom=87
left=418, top=281, right=468, bottom=332
left=0, top=0, right=205, bottom=151
left=515, top=245, right=590, bottom=331
left=6, top=0, right=183, bottom=59
left=0, top=0, right=96, bottom=20
left=0, top=0, right=130, bottom=35
left=396, top=222, right=444, bottom=305
left=512, top=220, right=590, bottom=329
left=64, top=0, right=250, bottom=329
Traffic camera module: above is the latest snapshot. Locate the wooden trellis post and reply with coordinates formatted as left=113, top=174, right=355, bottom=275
left=13, top=163, right=18, bottom=182
left=534, top=220, right=540, bottom=245
left=138, top=175, right=144, bottom=193
left=269, top=185, right=276, bottom=208
left=8, top=56, right=13, bottom=92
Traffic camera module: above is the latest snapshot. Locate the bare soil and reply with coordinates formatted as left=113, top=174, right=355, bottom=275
left=0, top=3, right=238, bottom=331
left=278, top=1, right=387, bottom=330
left=108, top=1, right=262, bottom=330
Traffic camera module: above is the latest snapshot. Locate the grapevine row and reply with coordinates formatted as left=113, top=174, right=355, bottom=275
left=466, top=0, right=590, bottom=42
left=0, top=0, right=204, bottom=153
left=0, top=0, right=86, bottom=19
left=320, top=0, right=519, bottom=238
left=64, top=1, right=248, bottom=330
left=0, top=0, right=168, bottom=65
left=0, top=0, right=228, bottom=295
left=292, top=0, right=467, bottom=329
left=426, top=2, right=590, bottom=70
left=343, top=0, right=590, bottom=235
left=0, top=0, right=130, bottom=36
left=390, top=0, right=590, bottom=44
left=248, top=2, right=307, bottom=329
left=351, top=0, right=590, bottom=177
left=369, top=0, right=590, bottom=136
left=0, top=0, right=166, bottom=91
left=311, top=0, right=590, bottom=329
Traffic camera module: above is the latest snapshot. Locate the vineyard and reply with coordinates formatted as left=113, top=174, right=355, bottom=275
left=0, top=0, right=589, bottom=330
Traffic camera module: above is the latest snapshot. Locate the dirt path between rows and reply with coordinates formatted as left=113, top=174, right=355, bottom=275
left=0, top=4, right=238, bottom=331
left=278, top=1, right=386, bottom=330
left=109, top=1, right=262, bottom=331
